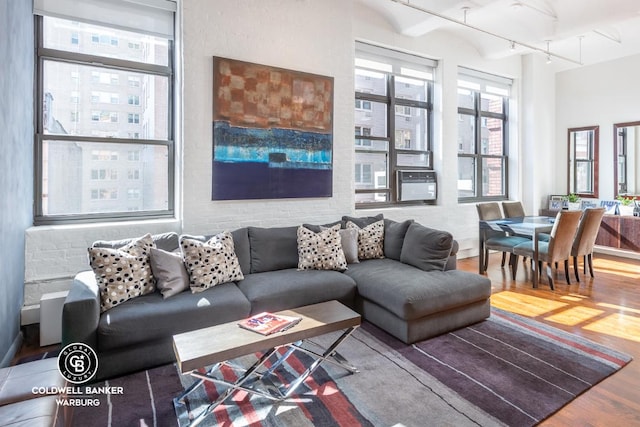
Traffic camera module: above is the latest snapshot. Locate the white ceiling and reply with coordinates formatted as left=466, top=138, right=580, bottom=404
left=357, top=0, right=640, bottom=70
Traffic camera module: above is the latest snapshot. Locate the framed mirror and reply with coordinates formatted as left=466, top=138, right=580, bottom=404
left=614, top=121, right=640, bottom=197
left=568, top=126, right=599, bottom=198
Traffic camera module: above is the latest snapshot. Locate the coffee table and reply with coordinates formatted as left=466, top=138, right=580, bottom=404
left=172, top=300, right=361, bottom=426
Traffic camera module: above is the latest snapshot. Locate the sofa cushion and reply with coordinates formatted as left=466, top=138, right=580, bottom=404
left=400, top=223, right=453, bottom=271
left=149, top=248, right=189, bottom=298
left=346, top=220, right=385, bottom=260
left=248, top=226, right=299, bottom=273
left=344, top=258, right=491, bottom=321
left=297, top=225, right=347, bottom=271
left=341, top=213, right=383, bottom=229
left=384, top=219, right=413, bottom=260
left=237, top=269, right=357, bottom=314
left=181, top=228, right=251, bottom=276
left=96, top=282, right=251, bottom=351
left=88, top=233, right=156, bottom=313
left=93, top=232, right=179, bottom=252
left=180, top=232, right=244, bottom=292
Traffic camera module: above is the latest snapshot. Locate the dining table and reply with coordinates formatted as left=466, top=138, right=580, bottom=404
left=478, top=215, right=557, bottom=284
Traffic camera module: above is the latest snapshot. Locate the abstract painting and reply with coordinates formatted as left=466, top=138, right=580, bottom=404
left=211, top=57, right=334, bottom=200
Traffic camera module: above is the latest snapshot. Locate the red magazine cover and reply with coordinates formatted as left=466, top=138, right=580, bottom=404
left=238, top=312, right=302, bottom=335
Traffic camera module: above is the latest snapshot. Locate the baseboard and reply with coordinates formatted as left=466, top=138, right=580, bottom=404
left=0, top=331, right=23, bottom=368
left=594, top=246, right=640, bottom=260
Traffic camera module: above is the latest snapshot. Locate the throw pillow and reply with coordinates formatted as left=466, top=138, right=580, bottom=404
left=297, top=224, right=348, bottom=271
left=149, top=248, right=190, bottom=298
left=319, top=226, right=359, bottom=264
left=400, top=223, right=453, bottom=272
left=341, top=213, right=383, bottom=229
left=180, top=232, right=244, bottom=293
left=88, top=233, right=156, bottom=313
left=384, top=219, right=414, bottom=260
left=346, top=220, right=385, bottom=260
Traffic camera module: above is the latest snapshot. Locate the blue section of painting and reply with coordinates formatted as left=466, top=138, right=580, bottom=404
left=212, top=121, right=333, bottom=200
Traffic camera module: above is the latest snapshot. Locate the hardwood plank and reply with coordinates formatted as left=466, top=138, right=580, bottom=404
left=458, top=252, right=640, bottom=425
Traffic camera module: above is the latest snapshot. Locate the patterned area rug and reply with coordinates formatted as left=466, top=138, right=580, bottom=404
left=70, top=308, right=631, bottom=427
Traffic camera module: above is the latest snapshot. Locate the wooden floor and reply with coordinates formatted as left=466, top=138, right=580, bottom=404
left=458, top=252, right=640, bottom=426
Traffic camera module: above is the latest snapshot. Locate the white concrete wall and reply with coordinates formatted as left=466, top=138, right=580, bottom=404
left=555, top=53, right=640, bottom=202
left=181, top=0, right=355, bottom=234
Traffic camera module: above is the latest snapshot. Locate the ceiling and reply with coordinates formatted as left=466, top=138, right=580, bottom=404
left=357, top=0, right=640, bottom=70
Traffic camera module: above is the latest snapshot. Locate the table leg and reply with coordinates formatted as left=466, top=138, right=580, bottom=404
left=175, top=327, right=359, bottom=427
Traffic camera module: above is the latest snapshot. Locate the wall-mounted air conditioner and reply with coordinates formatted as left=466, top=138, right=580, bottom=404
left=397, top=170, right=437, bottom=201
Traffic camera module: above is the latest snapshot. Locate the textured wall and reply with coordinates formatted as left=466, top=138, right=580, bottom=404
left=181, top=0, right=355, bottom=233
left=0, top=0, right=34, bottom=365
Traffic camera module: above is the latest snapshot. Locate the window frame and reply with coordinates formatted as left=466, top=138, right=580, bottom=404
left=457, top=78, right=510, bottom=203
left=354, top=45, right=435, bottom=208
left=568, top=125, right=599, bottom=198
left=33, top=15, right=175, bottom=225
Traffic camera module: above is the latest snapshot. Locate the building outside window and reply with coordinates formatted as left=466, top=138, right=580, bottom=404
left=34, top=0, right=176, bottom=224
left=354, top=42, right=436, bottom=206
left=457, top=67, right=511, bottom=201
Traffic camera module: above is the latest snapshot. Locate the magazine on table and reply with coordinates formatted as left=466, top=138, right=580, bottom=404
left=238, top=312, right=302, bottom=335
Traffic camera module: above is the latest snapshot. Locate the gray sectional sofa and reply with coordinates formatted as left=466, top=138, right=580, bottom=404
left=62, top=215, right=491, bottom=381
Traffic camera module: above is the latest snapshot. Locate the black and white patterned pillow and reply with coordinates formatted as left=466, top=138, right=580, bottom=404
left=297, top=224, right=348, bottom=271
left=180, top=232, right=244, bottom=292
left=88, top=233, right=156, bottom=313
left=346, top=220, right=385, bottom=260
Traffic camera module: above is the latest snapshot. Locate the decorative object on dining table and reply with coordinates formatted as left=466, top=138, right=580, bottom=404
left=616, top=195, right=636, bottom=216
left=580, top=198, right=599, bottom=210
left=564, top=193, right=582, bottom=210
left=600, top=199, right=619, bottom=215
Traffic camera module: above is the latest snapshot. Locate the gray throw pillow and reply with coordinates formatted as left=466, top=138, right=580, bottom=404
left=93, top=232, right=179, bottom=252
left=341, top=214, right=383, bottom=229
left=248, top=226, right=299, bottom=273
left=384, top=219, right=414, bottom=261
left=400, top=223, right=453, bottom=272
left=318, top=225, right=359, bottom=264
left=149, top=247, right=190, bottom=299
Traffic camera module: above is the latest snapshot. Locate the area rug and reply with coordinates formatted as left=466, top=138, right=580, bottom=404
left=69, top=308, right=632, bottom=427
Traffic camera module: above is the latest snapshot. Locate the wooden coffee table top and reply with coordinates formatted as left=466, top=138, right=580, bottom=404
left=173, top=300, right=361, bottom=373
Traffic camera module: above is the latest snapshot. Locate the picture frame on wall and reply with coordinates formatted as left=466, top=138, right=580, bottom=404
left=211, top=56, right=334, bottom=201
left=548, top=195, right=565, bottom=211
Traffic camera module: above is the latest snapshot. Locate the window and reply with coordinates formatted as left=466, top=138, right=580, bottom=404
left=354, top=42, right=436, bottom=206
left=568, top=126, right=599, bottom=197
left=457, top=68, right=511, bottom=201
left=34, top=0, right=175, bottom=224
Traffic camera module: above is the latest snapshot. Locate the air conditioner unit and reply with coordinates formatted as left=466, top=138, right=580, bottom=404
left=397, top=170, right=437, bottom=201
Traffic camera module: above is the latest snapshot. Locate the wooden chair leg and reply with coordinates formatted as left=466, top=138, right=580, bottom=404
left=501, top=252, right=507, bottom=267
left=583, top=255, right=587, bottom=274
left=546, top=262, right=555, bottom=290
left=564, top=259, right=571, bottom=284
left=588, top=253, right=595, bottom=277
left=484, top=249, right=489, bottom=272
left=511, top=254, right=518, bottom=280
left=573, top=256, right=580, bottom=283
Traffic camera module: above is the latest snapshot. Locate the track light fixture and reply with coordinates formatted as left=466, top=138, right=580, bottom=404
left=389, top=0, right=583, bottom=66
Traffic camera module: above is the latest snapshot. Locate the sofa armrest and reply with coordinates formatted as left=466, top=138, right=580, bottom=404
left=445, top=240, right=459, bottom=271
left=61, top=271, right=100, bottom=351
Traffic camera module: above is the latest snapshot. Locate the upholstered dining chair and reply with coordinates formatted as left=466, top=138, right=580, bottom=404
left=571, top=207, right=606, bottom=282
left=502, top=201, right=526, bottom=218
left=512, top=210, right=582, bottom=289
left=476, top=202, right=529, bottom=273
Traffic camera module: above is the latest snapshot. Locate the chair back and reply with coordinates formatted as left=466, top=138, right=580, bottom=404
left=547, top=210, right=582, bottom=263
left=502, top=201, right=525, bottom=218
left=572, top=207, right=606, bottom=257
left=476, top=202, right=502, bottom=221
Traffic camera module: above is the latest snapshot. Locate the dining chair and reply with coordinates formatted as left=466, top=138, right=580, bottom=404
left=571, top=207, right=606, bottom=282
left=502, top=201, right=526, bottom=218
left=512, top=210, right=582, bottom=289
left=476, top=202, right=529, bottom=273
